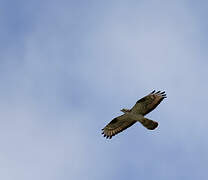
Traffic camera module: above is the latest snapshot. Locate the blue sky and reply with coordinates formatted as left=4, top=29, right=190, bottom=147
left=1, top=0, right=208, bottom=179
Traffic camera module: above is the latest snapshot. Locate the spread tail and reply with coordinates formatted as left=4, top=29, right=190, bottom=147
left=139, top=118, right=158, bottom=130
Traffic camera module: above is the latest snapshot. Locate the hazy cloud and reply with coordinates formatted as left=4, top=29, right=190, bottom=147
left=1, top=1, right=208, bottom=180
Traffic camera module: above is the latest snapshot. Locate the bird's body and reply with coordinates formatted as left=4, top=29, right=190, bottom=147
left=123, top=112, right=144, bottom=122
left=102, top=90, right=167, bottom=139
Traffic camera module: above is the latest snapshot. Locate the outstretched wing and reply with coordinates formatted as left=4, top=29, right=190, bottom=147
left=102, top=114, right=136, bottom=139
left=131, top=90, right=166, bottom=115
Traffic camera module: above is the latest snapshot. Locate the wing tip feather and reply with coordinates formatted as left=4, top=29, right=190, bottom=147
left=152, top=90, right=167, bottom=98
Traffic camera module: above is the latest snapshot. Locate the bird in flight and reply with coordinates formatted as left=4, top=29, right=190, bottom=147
left=102, top=90, right=167, bottom=139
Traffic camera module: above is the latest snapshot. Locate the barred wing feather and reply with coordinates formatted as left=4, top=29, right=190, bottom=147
left=131, top=90, right=166, bottom=115
left=102, top=114, right=136, bottom=139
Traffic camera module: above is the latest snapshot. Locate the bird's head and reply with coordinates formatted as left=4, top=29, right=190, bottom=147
left=120, top=108, right=131, bottom=113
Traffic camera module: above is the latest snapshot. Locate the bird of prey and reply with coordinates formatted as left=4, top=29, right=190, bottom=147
left=102, top=90, right=167, bottom=139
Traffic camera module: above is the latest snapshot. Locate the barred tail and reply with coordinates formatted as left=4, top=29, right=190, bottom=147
left=139, top=118, right=158, bottom=130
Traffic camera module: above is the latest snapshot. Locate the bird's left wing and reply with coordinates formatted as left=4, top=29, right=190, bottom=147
left=131, top=90, right=167, bottom=115
left=102, top=114, right=136, bottom=139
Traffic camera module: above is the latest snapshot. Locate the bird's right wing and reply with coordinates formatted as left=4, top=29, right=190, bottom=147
left=102, top=114, right=136, bottom=139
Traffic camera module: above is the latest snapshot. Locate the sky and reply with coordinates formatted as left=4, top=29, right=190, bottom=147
left=1, top=0, right=208, bottom=179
